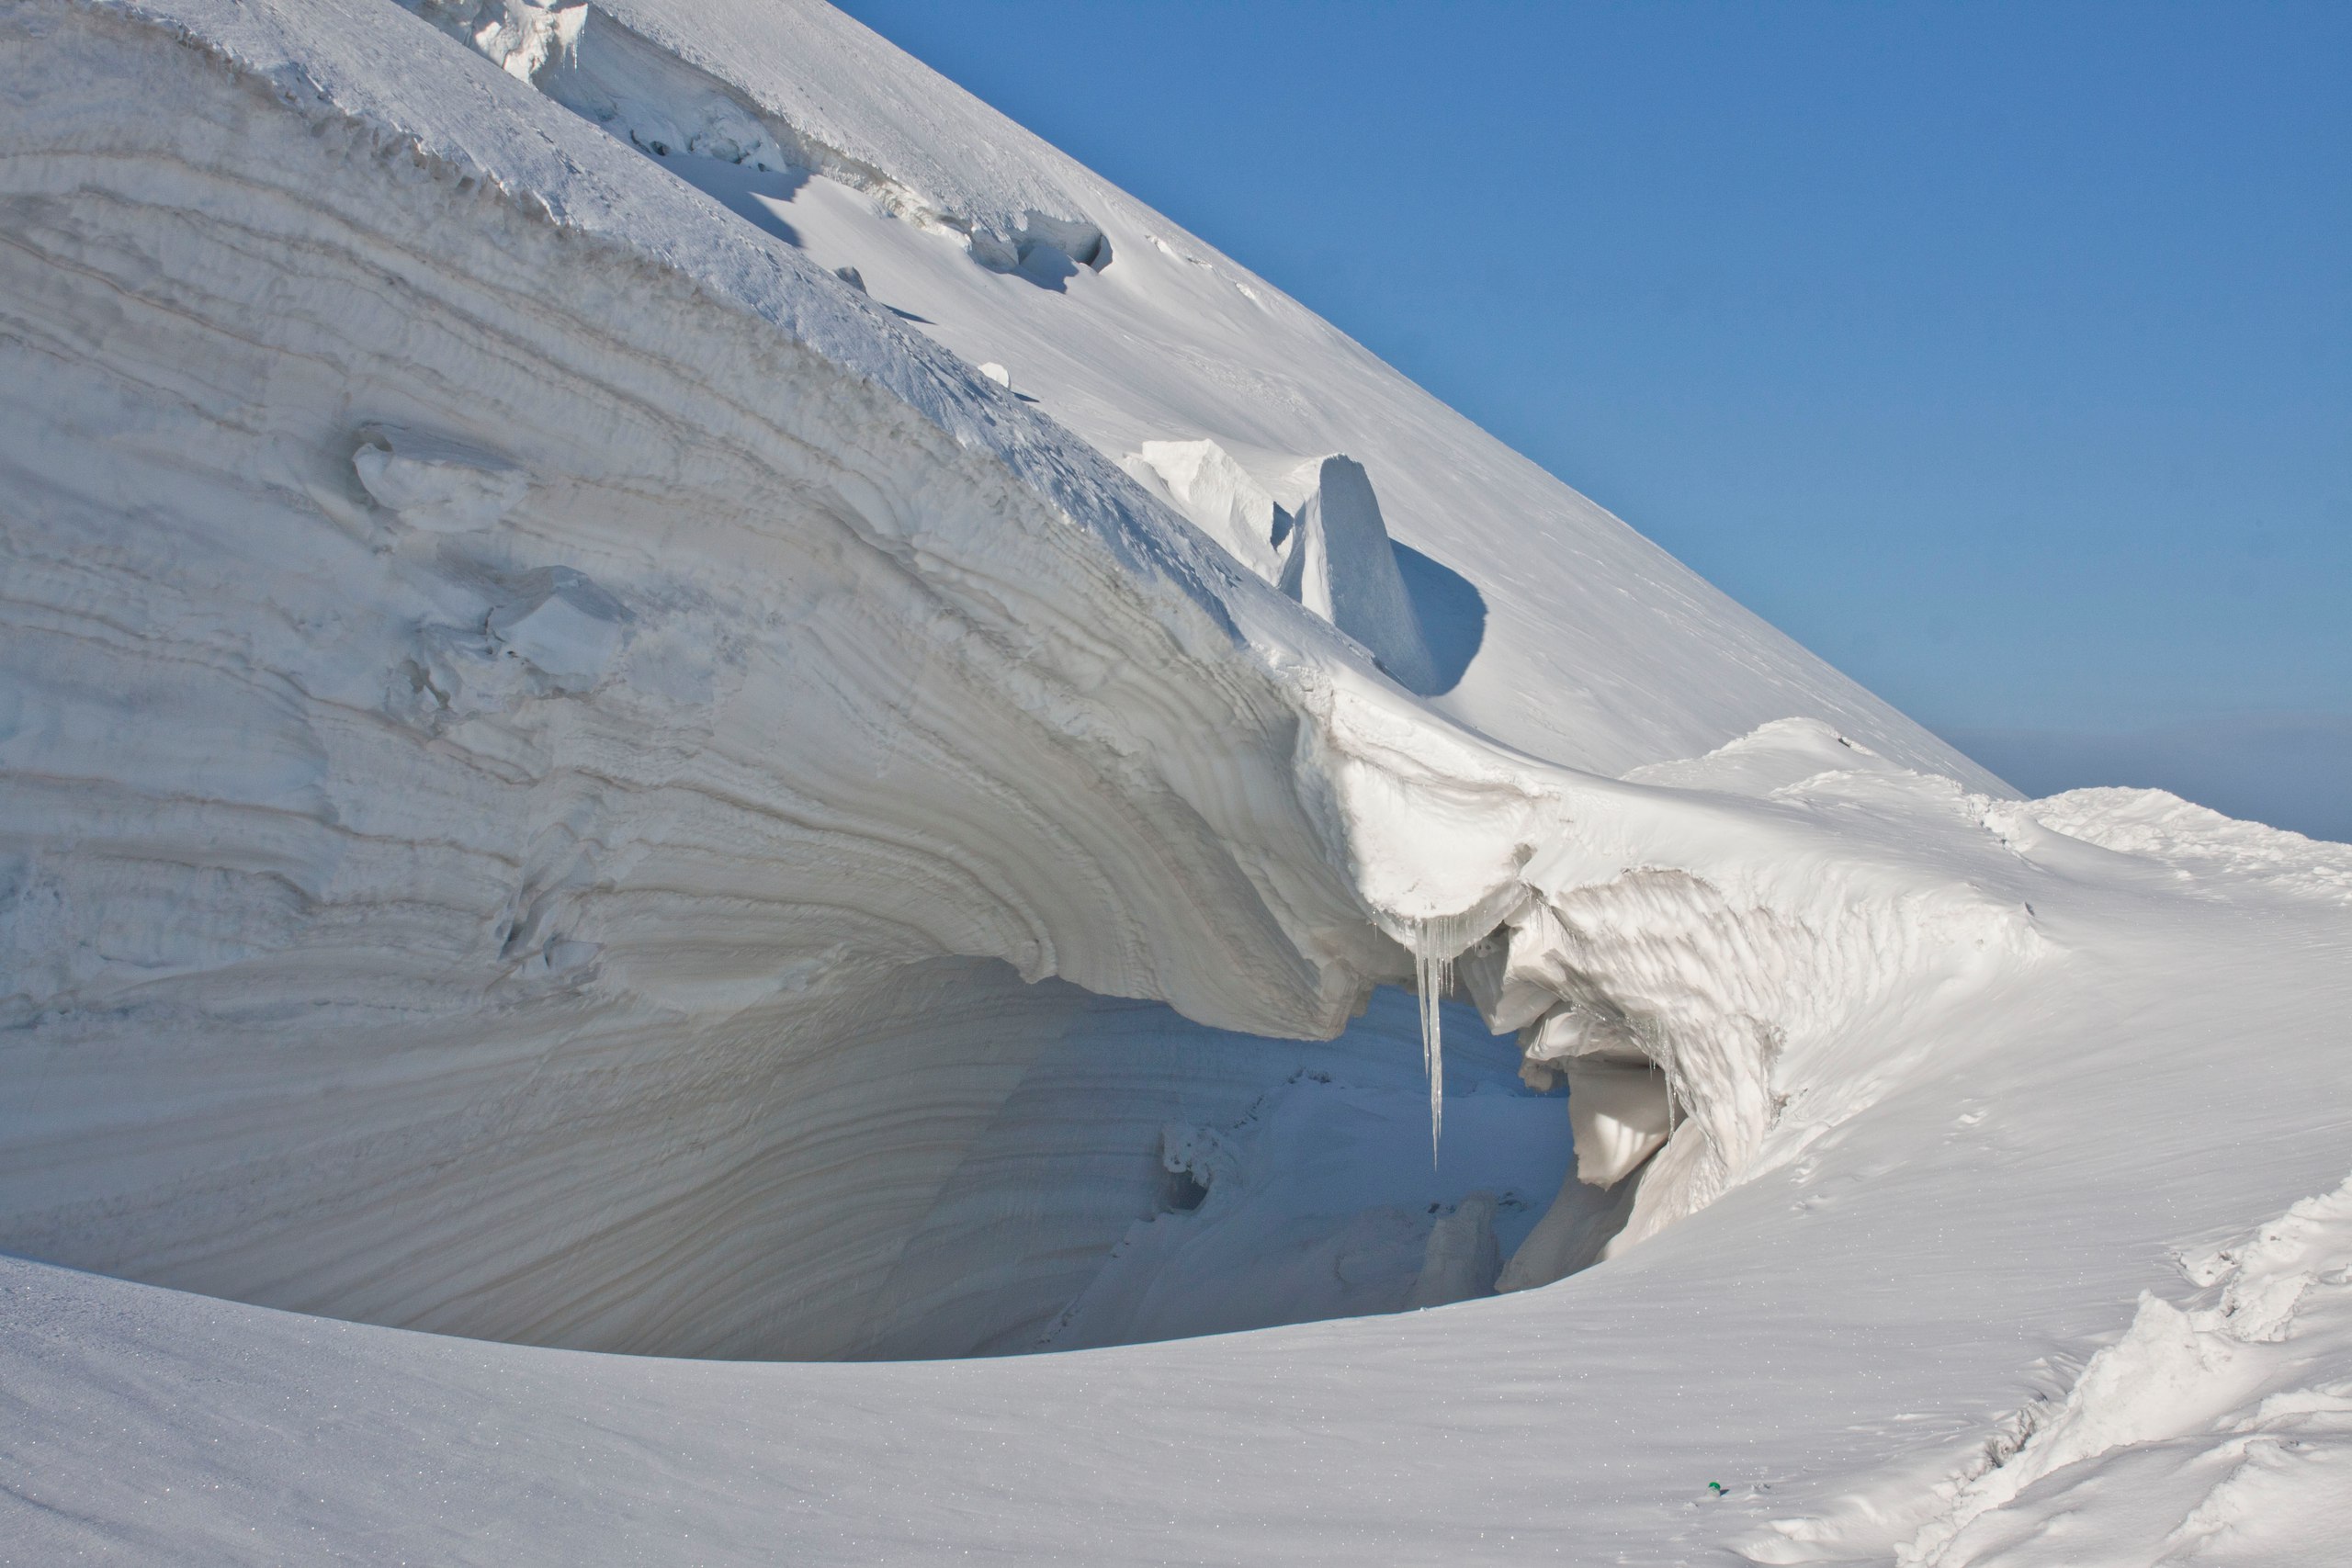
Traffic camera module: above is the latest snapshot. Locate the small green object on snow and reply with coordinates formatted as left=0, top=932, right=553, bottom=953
left=1707, top=1482, right=1726, bottom=1496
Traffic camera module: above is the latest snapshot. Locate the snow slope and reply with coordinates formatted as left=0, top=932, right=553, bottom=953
left=409, top=0, right=2012, bottom=784
left=1, top=1, right=2347, bottom=1562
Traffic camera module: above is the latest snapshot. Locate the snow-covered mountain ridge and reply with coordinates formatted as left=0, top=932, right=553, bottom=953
left=2, top=2, right=2347, bottom=1562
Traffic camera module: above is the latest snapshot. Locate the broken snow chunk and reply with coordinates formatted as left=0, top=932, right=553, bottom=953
left=486, top=568, right=629, bottom=689
left=461, top=1, right=588, bottom=83
left=391, top=624, right=518, bottom=729
left=1456, top=936, right=1559, bottom=1034
left=1016, top=243, right=1078, bottom=288
left=1281, top=456, right=1440, bottom=694
left=1131, top=439, right=1286, bottom=584
left=978, top=362, right=1012, bottom=390
left=965, top=229, right=1020, bottom=271
left=1522, top=1004, right=1600, bottom=1062
left=1520, top=1001, right=1642, bottom=1068
left=539, top=937, right=601, bottom=974
left=832, top=265, right=867, bottom=293
left=1404, top=1192, right=1501, bottom=1309
left=353, top=425, right=530, bottom=533
left=968, top=213, right=1111, bottom=282
left=1565, top=1059, right=1674, bottom=1188
left=1040, top=220, right=1110, bottom=271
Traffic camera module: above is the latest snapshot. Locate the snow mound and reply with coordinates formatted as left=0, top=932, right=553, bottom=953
left=1926, top=1174, right=2352, bottom=1565
left=1623, top=715, right=1911, bottom=797
left=1743, top=1172, right=2352, bottom=1566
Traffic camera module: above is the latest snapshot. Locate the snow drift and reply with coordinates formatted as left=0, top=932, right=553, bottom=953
left=0, top=0, right=2029, bottom=1361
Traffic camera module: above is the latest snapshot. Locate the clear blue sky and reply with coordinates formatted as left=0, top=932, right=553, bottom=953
left=837, top=1, right=2350, bottom=838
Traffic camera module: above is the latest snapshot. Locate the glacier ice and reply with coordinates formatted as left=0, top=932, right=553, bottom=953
left=1033, top=1006, right=1564, bottom=1350
left=1403, top=1190, right=1502, bottom=1311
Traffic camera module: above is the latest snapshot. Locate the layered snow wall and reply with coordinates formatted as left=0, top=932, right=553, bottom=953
left=3, top=0, right=2042, bottom=1358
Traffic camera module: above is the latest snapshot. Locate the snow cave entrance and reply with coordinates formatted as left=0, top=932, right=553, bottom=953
left=849, top=983, right=1579, bottom=1359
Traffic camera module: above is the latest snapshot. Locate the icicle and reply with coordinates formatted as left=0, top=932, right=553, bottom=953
left=1415, top=936, right=1451, bottom=1168
left=1400, top=906, right=1512, bottom=1168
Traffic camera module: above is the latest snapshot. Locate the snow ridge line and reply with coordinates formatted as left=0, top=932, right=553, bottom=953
left=68, top=0, right=1268, bottom=652
left=399, top=3, right=944, bottom=242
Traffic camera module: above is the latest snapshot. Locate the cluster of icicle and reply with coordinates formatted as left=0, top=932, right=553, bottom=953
left=1405, top=912, right=1495, bottom=1167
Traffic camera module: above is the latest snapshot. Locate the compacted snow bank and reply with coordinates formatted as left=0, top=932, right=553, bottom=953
left=1744, top=1169, right=2352, bottom=1567
left=3, top=2, right=2349, bottom=1562
left=1914, top=1171, right=2352, bottom=1566
left=0, top=0, right=2018, bottom=1361
left=0, top=0, right=1357, bottom=1359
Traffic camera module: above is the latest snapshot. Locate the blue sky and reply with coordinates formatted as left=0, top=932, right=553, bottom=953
left=837, top=2, right=2350, bottom=839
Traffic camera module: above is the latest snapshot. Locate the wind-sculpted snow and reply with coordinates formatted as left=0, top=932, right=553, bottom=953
left=0, top=0, right=1382, bottom=1358
left=1745, top=1171, right=2352, bottom=1566
left=0, top=0, right=2042, bottom=1360
left=1303, top=705, right=2051, bottom=1274
left=5, top=3, right=2351, bottom=1562
left=2019, top=787, right=2352, bottom=906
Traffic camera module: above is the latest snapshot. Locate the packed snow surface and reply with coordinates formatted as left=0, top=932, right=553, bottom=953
left=1, top=1, right=2346, bottom=1562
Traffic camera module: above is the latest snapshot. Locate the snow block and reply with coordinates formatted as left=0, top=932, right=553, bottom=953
left=1563, top=1059, right=1674, bottom=1189
left=1132, top=438, right=1286, bottom=584
left=1279, top=456, right=1440, bottom=694
left=971, top=212, right=1111, bottom=284
left=353, top=425, right=530, bottom=533
left=1404, top=1191, right=1501, bottom=1309
left=486, top=568, right=630, bottom=688
left=1457, top=935, right=1560, bottom=1035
